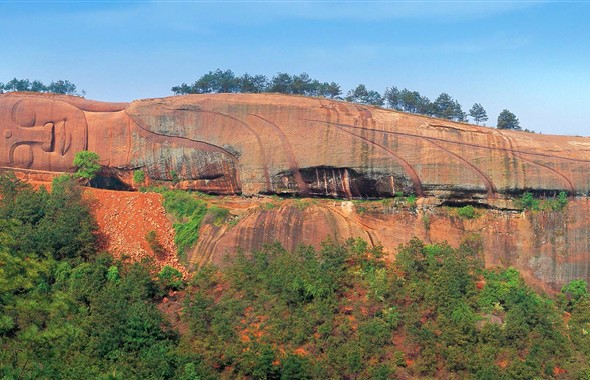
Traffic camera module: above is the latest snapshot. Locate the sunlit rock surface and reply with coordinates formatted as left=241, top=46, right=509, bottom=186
left=2, top=92, right=589, bottom=203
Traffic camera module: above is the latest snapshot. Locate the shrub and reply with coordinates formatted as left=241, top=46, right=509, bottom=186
left=355, top=203, right=367, bottom=215
left=542, top=191, right=568, bottom=211
left=160, top=190, right=207, bottom=259
left=106, top=265, right=120, bottom=283
left=422, top=214, right=431, bottom=231
left=516, top=192, right=540, bottom=211
left=133, top=170, right=146, bottom=184
left=293, top=198, right=312, bottom=210
left=556, top=191, right=568, bottom=209
left=146, top=230, right=166, bottom=257
left=73, top=151, right=101, bottom=180
left=457, top=205, right=476, bottom=219
left=169, top=170, right=179, bottom=183
left=158, top=265, right=184, bottom=291
left=562, top=279, right=589, bottom=303
left=207, top=205, right=229, bottom=226
left=261, top=201, right=277, bottom=210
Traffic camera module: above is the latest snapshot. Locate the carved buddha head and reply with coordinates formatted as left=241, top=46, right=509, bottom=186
left=0, top=96, right=88, bottom=170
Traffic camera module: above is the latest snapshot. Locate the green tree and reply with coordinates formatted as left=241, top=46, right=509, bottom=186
left=171, top=82, right=192, bottom=95
left=469, top=103, right=488, bottom=125
left=317, top=81, right=342, bottom=98
left=497, top=109, right=521, bottom=130
left=384, top=86, right=402, bottom=110
left=192, top=69, right=239, bottom=94
left=238, top=73, right=268, bottom=93
left=268, top=72, right=294, bottom=94
left=562, top=280, right=589, bottom=303
left=145, top=230, right=165, bottom=257
left=133, top=169, right=146, bottom=184
left=30, top=80, right=48, bottom=92
left=0, top=171, right=30, bottom=216
left=345, top=84, right=384, bottom=106
left=291, top=73, right=314, bottom=95
left=211, top=69, right=239, bottom=93
left=4, top=78, right=31, bottom=92
left=433, top=93, right=465, bottom=121
left=73, top=151, right=101, bottom=181
left=399, top=88, right=432, bottom=115
left=190, top=71, right=216, bottom=94
left=46, top=80, right=81, bottom=95
left=158, top=265, right=184, bottom=291
left=2, top=78, right=82, bottom=95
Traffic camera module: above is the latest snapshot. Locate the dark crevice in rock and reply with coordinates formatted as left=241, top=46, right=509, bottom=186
left=441, top=200, right=492, bottom=209
left=90, top=174, right=133, bottom=191
left=272, top=166, right=413, bottom=199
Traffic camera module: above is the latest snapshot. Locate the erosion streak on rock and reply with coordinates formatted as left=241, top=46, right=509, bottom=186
left=310, top=119, right=590, bottom=164
left=249, top=113, right=309, bottom=195
left=423, top=137, right=497, bottom=198
left=308, top=119, right=424, bottom=196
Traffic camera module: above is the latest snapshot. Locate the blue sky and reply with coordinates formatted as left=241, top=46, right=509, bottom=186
left=2, top=1, right=589, bottom=136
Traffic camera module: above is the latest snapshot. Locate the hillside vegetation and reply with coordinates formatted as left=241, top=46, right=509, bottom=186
left=1, top=173, right=590, bottom=379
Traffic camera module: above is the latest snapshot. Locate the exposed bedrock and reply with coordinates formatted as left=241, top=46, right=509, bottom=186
left=189, top=197, right=590, bottom=293
left=2, top=91, right=590, bottom=291
left=2, top=92, right=589, bottom=204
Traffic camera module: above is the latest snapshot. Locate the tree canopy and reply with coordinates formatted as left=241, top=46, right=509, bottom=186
left=0, top=78, right=83, bottom=96
left=497, top=109, right=521, bottom=130
left=171, top=69, right=516, bottom=127
left=432, top=92, right=466, bottom=121
left=171, top=70, right=342, bottom=99
left=73, top=151, right=101, bottom=181
left=345, top=84, right=384, bottom=106
left=469, top=103, right=489, bottom=125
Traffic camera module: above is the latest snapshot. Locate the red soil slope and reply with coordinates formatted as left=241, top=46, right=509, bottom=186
left=88, top=188, right=187, bottom=276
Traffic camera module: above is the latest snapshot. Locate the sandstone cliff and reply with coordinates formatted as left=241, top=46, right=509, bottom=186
left=2, top=92, right=589, bottom=205
left=186, top=196, right=590, bottom=294
left=3, top=92, right=590, bottom=292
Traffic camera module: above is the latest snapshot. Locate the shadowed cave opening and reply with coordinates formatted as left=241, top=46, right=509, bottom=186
left=89, top=172, right=134, bottom=191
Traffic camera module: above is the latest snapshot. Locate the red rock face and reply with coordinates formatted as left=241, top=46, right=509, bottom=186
left=188, top=197, right=590, bottom=294
left=0, top=92, right=128, bottom=174
left=2, top=92, right=589, bottom=202
left=0, top=95, right=89, bottom=171
left=126, top=94, right=590, bottom=201
left=2, top=92, right=590, bottom=292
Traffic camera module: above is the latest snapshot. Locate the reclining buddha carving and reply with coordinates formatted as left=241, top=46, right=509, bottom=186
left=1, top=92, right=589, bottom=199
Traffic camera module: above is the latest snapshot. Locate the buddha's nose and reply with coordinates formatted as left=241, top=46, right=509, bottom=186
left=3, top=122, right=54, bottom=151
left=41, top=123, right=54, bottom=152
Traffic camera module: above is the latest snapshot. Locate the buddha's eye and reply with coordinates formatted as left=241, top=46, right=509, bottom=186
left=12, top=101, right=37, bottom=128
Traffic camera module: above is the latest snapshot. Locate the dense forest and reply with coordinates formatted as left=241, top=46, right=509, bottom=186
left=1, top=173, right=589, bottom=379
